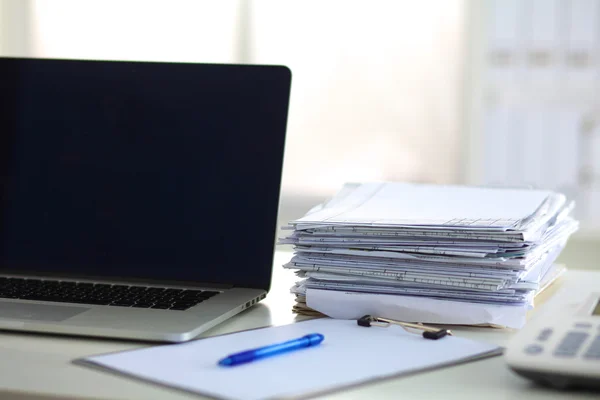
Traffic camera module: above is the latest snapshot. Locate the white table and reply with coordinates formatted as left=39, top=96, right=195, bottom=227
left=0, top=252, right=598, bottom=400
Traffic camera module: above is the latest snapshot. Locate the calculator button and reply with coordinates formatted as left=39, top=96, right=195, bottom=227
left=583, top=335, right=600, bottom=360
left=537, top=328, right=553, bottom=342
left=554, top=332, right=589, bottom=357
left=574, top=322, right=593, bottom=329
left=524, top=344, right=544, bottom=355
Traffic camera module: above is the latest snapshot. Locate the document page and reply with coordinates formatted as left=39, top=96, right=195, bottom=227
left=294, top=182, right=553, bottom=228
left=79, top=319, right=501, bottom=400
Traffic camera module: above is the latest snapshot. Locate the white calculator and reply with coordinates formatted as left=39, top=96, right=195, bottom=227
left=505, top=292, right=600, bottom=390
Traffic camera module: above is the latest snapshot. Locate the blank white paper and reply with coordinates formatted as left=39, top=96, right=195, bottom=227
left=80, top=319, right=501, bottom=400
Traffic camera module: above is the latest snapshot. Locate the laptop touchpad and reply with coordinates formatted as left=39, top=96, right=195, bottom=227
left=0, top=302, right=89, bottom=322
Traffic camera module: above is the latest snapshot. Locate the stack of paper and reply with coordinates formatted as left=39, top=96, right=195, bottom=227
left=279, top=182, right=579, bottom=328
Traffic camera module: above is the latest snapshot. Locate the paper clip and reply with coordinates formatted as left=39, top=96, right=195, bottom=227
left=357, top=315, right=452, bottom=340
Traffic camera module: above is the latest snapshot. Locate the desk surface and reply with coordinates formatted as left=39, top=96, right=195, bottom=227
left=0, top=252, right=598, bottom=400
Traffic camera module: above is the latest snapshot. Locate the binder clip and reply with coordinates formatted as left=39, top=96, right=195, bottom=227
left=357, top=315, right=452, bottom=340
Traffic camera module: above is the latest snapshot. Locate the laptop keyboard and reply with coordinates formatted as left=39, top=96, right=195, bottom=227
left=0, top=277, right=220, bottom=310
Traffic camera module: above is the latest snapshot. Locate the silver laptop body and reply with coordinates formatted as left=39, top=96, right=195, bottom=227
left=0, top=57, right=291, bottom=342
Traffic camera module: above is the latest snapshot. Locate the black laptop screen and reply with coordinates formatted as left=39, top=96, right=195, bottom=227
left=0, top=57, right=291, bottom=290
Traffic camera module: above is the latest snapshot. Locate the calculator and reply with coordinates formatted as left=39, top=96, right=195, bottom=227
left=505, top=292, right=600, bottom=390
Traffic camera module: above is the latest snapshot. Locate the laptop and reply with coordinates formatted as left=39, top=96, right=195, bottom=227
left=0, top=57, right=291, bottom=342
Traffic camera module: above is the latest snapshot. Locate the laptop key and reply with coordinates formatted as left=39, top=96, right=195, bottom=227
left=132, top=303, right=154, bottom=308
left=180, top=290, right=203, bottom=296
left=138, top=296, right=159, bottom=302
left=172, top=300, right=202, bottom=308
left=21, top=294, right=68, bottom=302
left=124, top=295, right=143, bottom=300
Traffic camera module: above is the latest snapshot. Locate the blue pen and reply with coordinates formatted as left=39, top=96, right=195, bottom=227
left=218, top=333, right=325, bottom=367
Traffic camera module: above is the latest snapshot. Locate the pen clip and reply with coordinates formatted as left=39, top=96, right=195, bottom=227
left=357, top=315, right=452, bottom=340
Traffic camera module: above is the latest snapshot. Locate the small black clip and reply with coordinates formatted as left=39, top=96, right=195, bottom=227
left=357, top=315, right=375, bottom=327
left=422, top=329, right=450, bottom=340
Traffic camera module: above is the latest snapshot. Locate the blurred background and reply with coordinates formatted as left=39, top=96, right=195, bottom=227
left=1, top=0, right=598, bottom=269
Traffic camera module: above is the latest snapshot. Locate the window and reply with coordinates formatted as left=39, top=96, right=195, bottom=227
left=3, top=0, right=466, bottom=225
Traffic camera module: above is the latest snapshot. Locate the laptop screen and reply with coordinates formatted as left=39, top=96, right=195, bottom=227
left=0, top=57, right=291, bottom=290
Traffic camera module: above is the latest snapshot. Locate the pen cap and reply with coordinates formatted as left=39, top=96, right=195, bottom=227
left=303, top=333, right=325, bottom=346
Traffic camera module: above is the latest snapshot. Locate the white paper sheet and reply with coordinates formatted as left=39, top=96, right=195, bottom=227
left=304, top=281, right=532, bottom=306
left=307, top=289, right=529, bottom=329
left=79, top=319, right=501, bottom=400
left=305, top=265, right=566, bottom=329
left=292, top=182, right=554, bottom=228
